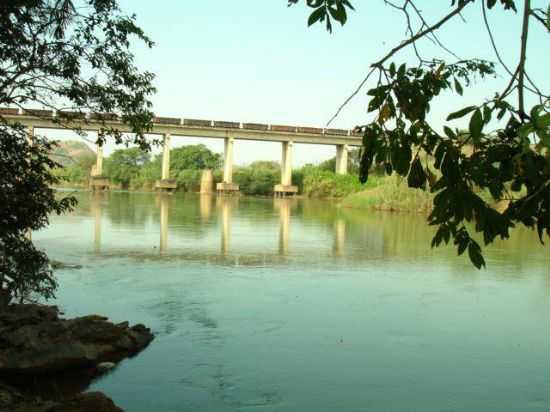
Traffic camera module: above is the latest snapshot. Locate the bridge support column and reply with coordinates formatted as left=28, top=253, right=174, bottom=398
left=90, top=142, right=110, bottom=191
left=335, top=144, right=348, bottom=175
left=274, top=141, right=298, bottom=197
left=155, top=133, right=177, bottom=192
left=217, top=136, right=239, bottom=194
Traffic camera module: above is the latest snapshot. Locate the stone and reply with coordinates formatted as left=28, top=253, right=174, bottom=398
left=0, top=304, right=154, bottom=377
left=0, top=384, right=123, bottom=412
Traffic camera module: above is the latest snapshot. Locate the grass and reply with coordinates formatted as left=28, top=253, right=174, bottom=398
left=340, top=174, right=434, bottom=213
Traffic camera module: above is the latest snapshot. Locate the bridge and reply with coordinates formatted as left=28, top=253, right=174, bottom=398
left=1, top=107, right=362, bottom=195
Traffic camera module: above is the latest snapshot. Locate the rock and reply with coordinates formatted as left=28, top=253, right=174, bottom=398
left=0, top=384, right=123, bottom=412
left=0, top=304, right=154, bottom=377
left=51, top=260, right=83, bottom=270
left=96, top=362, right=116, bottom=372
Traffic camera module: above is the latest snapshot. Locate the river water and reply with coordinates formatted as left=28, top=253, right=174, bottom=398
left=34, top=191, right=550, bottom=411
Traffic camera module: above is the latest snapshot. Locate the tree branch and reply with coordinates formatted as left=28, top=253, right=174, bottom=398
left=517, top=0, right=530, bottom=118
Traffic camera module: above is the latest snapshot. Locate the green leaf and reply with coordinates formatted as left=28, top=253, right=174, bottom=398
left=389, top=62, right=396, bottom=77
left=453, top=78, right=463, bottom=95
left=444, top=126, right=456, bottom=139
left=307, top=7, right=326, bottom=27
left=397, top=64, right=406, bottom=79
left=487, top=0, right=497, bottom=8
left=469, top=109, right=483, bottom=141
left=407, top=157, right=427, bottom=189
left=446, top=106, right=477, bottom=121
left=468, top=241, right=486, bottom=269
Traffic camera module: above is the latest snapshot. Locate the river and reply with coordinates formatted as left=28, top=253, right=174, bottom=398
left=34, top=191, right=550, bottom=411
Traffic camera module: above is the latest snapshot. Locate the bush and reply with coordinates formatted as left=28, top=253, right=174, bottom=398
left=176, top=169, right=202, bottom=192
left=300, top=166, right=373, bottom=198
left=234, top=161, right=281, bottom=195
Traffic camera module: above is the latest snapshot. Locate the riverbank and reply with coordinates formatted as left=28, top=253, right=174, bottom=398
left=0, top=304, right=154, bottom=411
left=340, top=175, right=433, bottom=213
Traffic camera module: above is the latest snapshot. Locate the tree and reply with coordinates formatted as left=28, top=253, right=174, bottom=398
left=318, top=148, right=361, bottom=174
left=290, top=0, right=550, bottom=268
left=169, top=145, right=222, bottom=172
left=0, top=0, right=155, bottom=305
left=105, top=147, right=151, bottom=189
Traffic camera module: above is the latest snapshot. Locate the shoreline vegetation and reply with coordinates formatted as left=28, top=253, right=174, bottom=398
left=53, top=141, right=509, bottom=214
left=53, top=141, right=439, bottom=213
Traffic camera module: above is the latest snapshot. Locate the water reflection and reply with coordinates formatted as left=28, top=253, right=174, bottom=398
left=159, top=194, right=169, bottom=253
left=90, top=192, right=108, bottom=254
left=273, top=198, right=295, bottom=255
left=77, top=192, right=549, bottom=272
left=332, top=217, right=346, bottom=257
left=38, top=191, right=550, bottom=412
left=217, top=196, right=233, bottom=256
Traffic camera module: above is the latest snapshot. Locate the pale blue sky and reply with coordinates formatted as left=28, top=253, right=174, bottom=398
left=51, top=0, right=548, bottom=165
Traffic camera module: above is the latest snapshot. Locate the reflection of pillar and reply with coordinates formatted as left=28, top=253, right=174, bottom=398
left=335, top=144, right=348, bottom=175
left=200, top=194, right=213, bottom=221
left=220, top=198, right=231, bottom=255
left=159, top=195, right=169, bottom=253
left=91, top=194, right=103, bottom=254
left=161, top=133, right=171, bottom=180
left=95, top=144, right=104, bottom=176
left=278, top=199, right=290, bottom=255
left=333, top=218, right=346, bottom=256
left=223, top=137, right=234, bottom=184
left=281, top=141, right=293, bottom=186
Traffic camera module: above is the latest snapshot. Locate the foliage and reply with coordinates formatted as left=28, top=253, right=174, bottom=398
left=342, top=175, right=434, bottom=213
left=176, top=169, right=203, bottom=192
left=0, top=125, right=77, bottom=305
left=0, top=0, right=154, bottom=304
left=170, top=145, right=222, bottom=173
left=318, top=148, right=361, bottom=174
left=291, top=0, right=550, bottom=268
left=300, top=166, right=375, bottom=198
left=104, top=148, right=151, bottom=189
left=234, top=161, right=281, bottom=195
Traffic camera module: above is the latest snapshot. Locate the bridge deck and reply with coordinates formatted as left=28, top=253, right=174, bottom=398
left=0, top=108, right=362, bottom=146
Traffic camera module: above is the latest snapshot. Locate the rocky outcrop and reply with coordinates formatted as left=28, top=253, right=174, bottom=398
left=0, top=304, right=154, bottom=377
left=0, top=383, right=122, bottom=412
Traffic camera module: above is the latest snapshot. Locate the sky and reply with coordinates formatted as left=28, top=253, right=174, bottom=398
left=48, top=0, right=549, bottom=166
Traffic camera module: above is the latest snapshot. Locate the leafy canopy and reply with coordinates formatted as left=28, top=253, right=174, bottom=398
left=0, top=0, right=155, bottom=305
left=290, top=0, right=550, bottom=268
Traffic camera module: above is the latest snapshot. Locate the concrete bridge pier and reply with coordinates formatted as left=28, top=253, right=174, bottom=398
left=155, top=133, right=177, bottom=192
left=90, top=142, right=110, bottom=191
left=274, top=141, right=298, bottom=197
left=335, top=144, right=349, bottom=175
left=217, top=136, right=239, bottom=194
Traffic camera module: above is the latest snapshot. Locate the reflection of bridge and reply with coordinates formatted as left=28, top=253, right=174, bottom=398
left=89, top=193, right=350, bottom=260
left=1, top=108, right=361, bottom=195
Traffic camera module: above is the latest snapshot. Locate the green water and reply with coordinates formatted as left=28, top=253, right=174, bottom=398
left=34, top=191, right=550, bottom=411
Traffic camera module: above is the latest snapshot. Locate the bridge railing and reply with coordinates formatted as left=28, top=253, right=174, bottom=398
left=0, top=107, right=362, bottom=137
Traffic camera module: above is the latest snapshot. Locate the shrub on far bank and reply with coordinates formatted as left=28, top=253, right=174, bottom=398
left=234, top=161, right=281, bottom=196
left=341, top=174, right=433, bottom=213
left=299, top=166, right=376, bottom=198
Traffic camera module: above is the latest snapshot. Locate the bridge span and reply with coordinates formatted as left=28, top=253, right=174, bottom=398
left=1, top=107, right=362, bottom=195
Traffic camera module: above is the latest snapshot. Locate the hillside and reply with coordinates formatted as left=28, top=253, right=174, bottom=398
left=50, top=140, right=96, bottom=167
